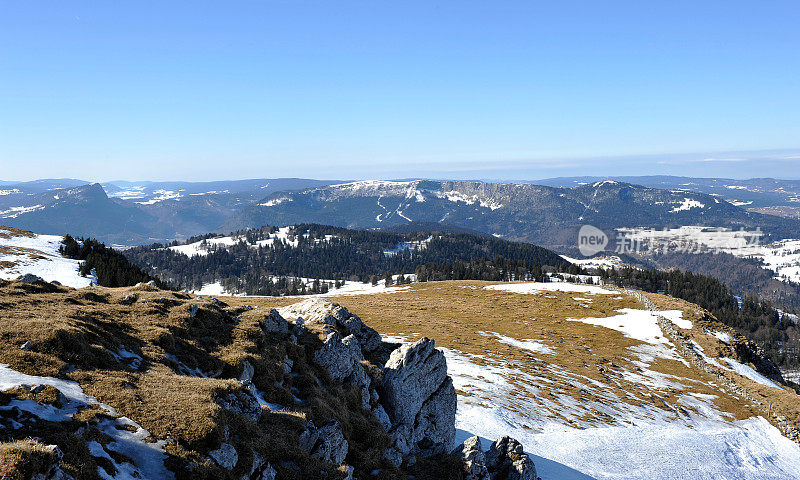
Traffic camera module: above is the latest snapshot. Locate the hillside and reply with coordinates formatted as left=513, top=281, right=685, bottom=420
left=2, top=279, right=799, bottom=479
left=222, top=180, right=800, bottom=247
left=125, top=224, right=576, bottom=295
left=4, top=178, right=800, bottom=248
left=0, top=279, right=533, bottom=480
left=0, top=226, right=161, bottom=289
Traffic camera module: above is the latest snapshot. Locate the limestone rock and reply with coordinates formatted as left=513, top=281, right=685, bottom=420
left=16, top=274, right=45, bottom=283
left=454, top=436, right=489, bottom=480
left=261, top=309, right=290, bottom=335
left=380, top=337, right=456, bottom=463
left=485, top=436, right=536, bottom=480
left=243, top=453, right=277, bottom=480
left=217, top=389, right=262, bottom=423
left=279, top=299, right=382, bottom=352
left=299, top=420, right=349, bottom=465
left=209, top=443, right=238, bottom=470
left=372, top=403, right=392, bottom=431
left=314, top=332, right=371, bottom=408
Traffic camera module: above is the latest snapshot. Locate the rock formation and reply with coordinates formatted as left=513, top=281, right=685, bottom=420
left=380, top=337, right=457, bottom=464
left=455, top=436, right=538, bottom=480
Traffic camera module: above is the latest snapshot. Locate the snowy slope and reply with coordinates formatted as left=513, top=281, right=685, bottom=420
left=0, top=227, right=94, bottom=287
left=343, top=282, right=800, bottom=480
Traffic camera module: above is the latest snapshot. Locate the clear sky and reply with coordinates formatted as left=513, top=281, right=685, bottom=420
left=1, top=1, right=799, bottom=181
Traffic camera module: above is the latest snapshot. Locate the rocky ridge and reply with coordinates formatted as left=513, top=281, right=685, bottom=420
left=0, top=280, right=539, bottom=480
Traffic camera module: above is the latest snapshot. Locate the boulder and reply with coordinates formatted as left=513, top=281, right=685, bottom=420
left=279, top=299, right=382, bottom=352
left=454, top=436, right=489, bottom=480
left=16, top=274, right=45, bottom=283
left=485, top=436, right=536, bottom=480
left=217, top=390, right=262, bottom=423
left=243, top=453, right=277, bottom=480
left=314, top=333, right=371, bottom=408
left=209, top=443, right=238, bottom=470
left=261, top=309, right=290, bottom=335
left=380, top=338, right=456, bottom=463
left=299, top=420, right=349, bottom=465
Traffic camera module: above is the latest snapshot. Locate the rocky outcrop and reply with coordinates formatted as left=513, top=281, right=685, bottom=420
left=217, top=389, right=262, bottom=423
left=380, top=337, right=457, bottom=464
left=209, top=442, right=238, bottom=470
left=261, top=309, right=290, bottom=335
left=299, top=420, right=349, bottom=465
left=485, top=437, right=537, bottom=480
left=455, top=436, right=537, bottom=480
left=314, top=332, right=371, bottom=408
left=278, top=299, right=382, bottom=352
left=456, top=436, right=489, bottom=480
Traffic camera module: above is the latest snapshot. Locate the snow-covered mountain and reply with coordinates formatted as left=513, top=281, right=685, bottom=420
left=223, top=179, right=800, bottom=247
left=3, top=177, right=800, bottom=248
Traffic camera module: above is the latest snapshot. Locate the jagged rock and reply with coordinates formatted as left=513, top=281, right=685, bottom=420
left=485, top=436, right=536, bottom=480
left=261, top=309, right=290, bottom=334
left=16, top=274, right=45, bottom=283
left=279, top=299, right=382, bottom=352
left=209, top=443, right=238, bottom=470
left=372, top=403, right=392, bottom=431
left=19, top=340, right=33, bottom=351
left=454, top=436, right=489, bottom=480
left=188, top=304, right=199, bottom=317
left=314, top=332, right=371, bottom=408
left=380, top=338, right=456, bottom=463
left=243, top=453, right=277, bottom=480
left=240, top=360, right=254, bottom=383
left=283, top=356, right=294, bottom=374
left=217, top=390, right=262, bottom=423
left=299, top=420, right=349, bottom=465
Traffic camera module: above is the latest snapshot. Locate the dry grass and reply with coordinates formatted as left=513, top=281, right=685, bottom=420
left=0, top=439, right=59, bottom=480
left=0, top=281, right=403, bottom=479
left=226, top=281, right=796, bottom=428
left=0, top=226, right=35, bottom=239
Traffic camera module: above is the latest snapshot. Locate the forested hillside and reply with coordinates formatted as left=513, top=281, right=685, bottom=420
left=125, top=224, right=579, bottom=295
left=59, top=235, right=167, bottom=288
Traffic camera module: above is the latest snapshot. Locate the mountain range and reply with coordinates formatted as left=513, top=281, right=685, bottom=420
left=2, top=177, right=799, bottom=248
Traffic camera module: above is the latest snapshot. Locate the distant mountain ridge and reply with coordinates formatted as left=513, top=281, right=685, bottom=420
left=223, top=179, right=800, bottom=247
left=2, top=177, right=800, bottom=247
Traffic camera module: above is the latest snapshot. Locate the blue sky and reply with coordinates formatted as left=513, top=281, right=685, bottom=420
left=1, top=1, right=799, bottom=181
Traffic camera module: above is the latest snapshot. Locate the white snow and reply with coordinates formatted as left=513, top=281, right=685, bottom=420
left=671, top=198, right=705, bottom=212
left=134, top=189, right=182, bottom=205
left=0, top=189, right=21, bottom=195
left=258, top=197, right=291, bottom=207
left=615, top=227, right=800, bottom=284
left=456, top=415, right=800, bottom=480
left=0, top=204, right=46, bottom=218
left=0, top=363, right=173, bottom=479
left=437, top=190, right=503, bottom=210
left=387, top=328, right=800, bottom=480
left=568, top=308, right=670, bottom=344
left=711, top=330, right=733, bottom=344
left=722, top=358, right=784, bottom=390
left=560, top=255, right=627, bottom=270
left=479, top=331, right=554, bottom=354
left=658, top=309, right=692, bottom=329
left=485, top=282, right=616, bottom=295
left=0, top=228, right=95, bottom=288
